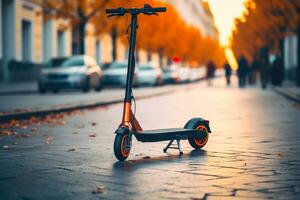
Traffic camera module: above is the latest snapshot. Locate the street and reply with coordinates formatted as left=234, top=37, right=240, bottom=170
left=0, top=78, right=300, bottom=199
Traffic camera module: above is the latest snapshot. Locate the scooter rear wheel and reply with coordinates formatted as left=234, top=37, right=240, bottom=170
left=188, top=125, right=209, bottom=149
left=114, top=134, right=131, bottom=161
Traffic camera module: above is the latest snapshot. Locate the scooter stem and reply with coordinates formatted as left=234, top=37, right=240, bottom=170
left=124, top=14, right=138, bottom=102
left=122, top=13, right=138, bottom=126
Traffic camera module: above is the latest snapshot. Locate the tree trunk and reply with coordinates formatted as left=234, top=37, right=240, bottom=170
left=297, top=24, right=300, bottom=86
left=158, top=48, right=164, bottom=68
left=78, top=21, right=86, bottom=54
left=111, top=27, right=117, bottom=61
left=147, top=49, right=152, bottom=62
left=136, top=48, right=140, bottom=63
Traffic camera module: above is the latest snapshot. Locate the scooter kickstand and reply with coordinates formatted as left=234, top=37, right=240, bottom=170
left=163, top=140, right=174, bottom=153
left=176, top=139, right=183, bottom=156
left=163, top=139, right=183, bottom=156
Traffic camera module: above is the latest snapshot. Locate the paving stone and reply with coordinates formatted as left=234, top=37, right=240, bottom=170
left=0, top=79, right=299, bottom=199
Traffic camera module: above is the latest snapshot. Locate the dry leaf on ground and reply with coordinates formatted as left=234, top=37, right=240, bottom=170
left=67, top=148, right=76, bottom=152
left=92, top=186, right=106, bottom=194
left=89, top=133, right=97, bottom=137
left=277, top=152, right=285, bottom=158
left=45, top=136, right=54, bottom=144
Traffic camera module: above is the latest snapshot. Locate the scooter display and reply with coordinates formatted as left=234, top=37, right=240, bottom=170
left=106, top=5, right=212, bottom=161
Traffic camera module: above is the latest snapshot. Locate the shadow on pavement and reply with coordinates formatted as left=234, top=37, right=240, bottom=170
left=112, top=149, right=207, bottom=172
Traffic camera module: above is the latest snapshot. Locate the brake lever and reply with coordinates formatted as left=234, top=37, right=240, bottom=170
left=108, top=14, right=116, bottom=18
left=108, top=13, right=122, bottom=18
left=145, top=12, right=158, bottom=16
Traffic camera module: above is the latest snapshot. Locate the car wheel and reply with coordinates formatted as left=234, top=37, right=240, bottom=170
left=38, top=86, right=46, bottom=94
left=95, top=80, right=103, bottom=92
left=38, top=82, right=46, bottom=94
left=82, top=77, right=90, bottom=93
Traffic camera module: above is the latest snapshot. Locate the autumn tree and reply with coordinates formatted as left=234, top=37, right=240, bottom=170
left=231, top=0, right=300, bottom=84
left=43, top=0, right=225, bottom=67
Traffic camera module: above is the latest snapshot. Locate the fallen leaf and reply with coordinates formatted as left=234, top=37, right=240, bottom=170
left=277, top=152, right=285, bottom=158
left=73, top=132, right=78, bottom=134
left=244, top=162, right=247, bottom=166
left=0, top=130, right=17, bottom=136
left=142, top=156, right=151, bottom=159
left=45, top=136, right=54, bottom=144
left=16, top=134, right=31, bottom=138
left=89, top=133, right=97, bottom=137
left=31, top=128, right=38, bottom=132
left=67, top=148, right=76, bottom=152
left=92, top=186, right=106, bottom=194
left=77, top=125, right=85, bottom=129
left=56, top=121, right=66, bottom=126
left=91, top=122, right=97, bottom=126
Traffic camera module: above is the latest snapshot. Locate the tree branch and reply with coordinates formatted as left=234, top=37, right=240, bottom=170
left=86, top=0, right=109, bottom=20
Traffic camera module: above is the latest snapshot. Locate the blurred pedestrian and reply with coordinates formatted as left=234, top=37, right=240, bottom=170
left=224, top=62, right=232, bottom=86
left=237, top=55, right=248, bottom=88
left=259, top=59, right=270, bottom=89
left=250, top=59, right=260, bottom=85
left=271, top=56, right=284, bottom=86
left=206, top=60, right=216, bottom=86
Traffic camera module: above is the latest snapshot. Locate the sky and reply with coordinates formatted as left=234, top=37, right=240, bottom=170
left=204, top=0, right=247, bottom=68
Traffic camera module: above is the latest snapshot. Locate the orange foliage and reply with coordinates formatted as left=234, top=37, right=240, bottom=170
left=231, top=0, right=299, bottom=62
left=95, top=0, right=225, bottom=66
left=43, top=0, right=225, bottom=66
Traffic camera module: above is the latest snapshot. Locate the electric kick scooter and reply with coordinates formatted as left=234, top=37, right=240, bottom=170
left=106, top=5, right=212, bottom=161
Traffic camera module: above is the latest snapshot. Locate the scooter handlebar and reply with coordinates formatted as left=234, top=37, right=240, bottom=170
left=105, top=6, right=166, bottom=16
left=105, top=8, right=123, bottom=14
left=147, top=7, right=166, bottom=13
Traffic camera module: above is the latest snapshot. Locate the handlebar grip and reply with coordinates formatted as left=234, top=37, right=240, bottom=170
left=106, top=8, right=121, bottom=14
left=150, top=7, right=167, bottom=12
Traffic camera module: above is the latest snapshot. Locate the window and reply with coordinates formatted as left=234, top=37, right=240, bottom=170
left=21, top=19, right=32, bottom=61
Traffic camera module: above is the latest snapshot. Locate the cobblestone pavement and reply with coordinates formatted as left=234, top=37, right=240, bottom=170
left=0, top=78, right=300, bottom=200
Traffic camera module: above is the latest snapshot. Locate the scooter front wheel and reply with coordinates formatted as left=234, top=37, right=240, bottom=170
left=114, top=134, right=131, bottom=161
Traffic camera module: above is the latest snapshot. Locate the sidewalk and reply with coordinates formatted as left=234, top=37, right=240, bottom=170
left=0, top=82, right=203, bottom=122
left=272, top=81, right=300, bottom=104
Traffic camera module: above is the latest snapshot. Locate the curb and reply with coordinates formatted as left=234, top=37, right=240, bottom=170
left=0, top=90, right=37, bottom=96
left=0, top=89, right=177, bottom=123
left=273, top=87, right=300, bottom=104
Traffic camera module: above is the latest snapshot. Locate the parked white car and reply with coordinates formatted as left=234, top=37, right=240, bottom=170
left=178, top=67, right=191, bottom=83
left=162, top=65, right=180, bottom=84
left=38, top=55, right=103, bottom=93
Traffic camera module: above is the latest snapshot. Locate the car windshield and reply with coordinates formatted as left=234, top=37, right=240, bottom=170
left=110, top=63, right=127, bottom=69
left=46, top=58, right=67, bottom=68
left=61, top=57, right=85, bottom=67
left=163, top=68, right=171, bottom=72
left=139, top=65, right=154, bottom=71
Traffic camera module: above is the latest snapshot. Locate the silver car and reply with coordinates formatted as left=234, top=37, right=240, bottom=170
left=137, top=63, right=163, bottom=86
left=103, top=61, right=138, bottom=87
left=38, top=55, right=103, bottom=93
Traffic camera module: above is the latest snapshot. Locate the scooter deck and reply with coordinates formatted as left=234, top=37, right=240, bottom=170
left=134, top=128, right=204, bottom=142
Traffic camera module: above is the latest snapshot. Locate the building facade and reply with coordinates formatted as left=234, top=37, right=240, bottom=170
left=284, top=34, right=298, bottom=81
left=164, top=0, right=218, bottom=40
left=0, top=0, right=160, bottom=82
